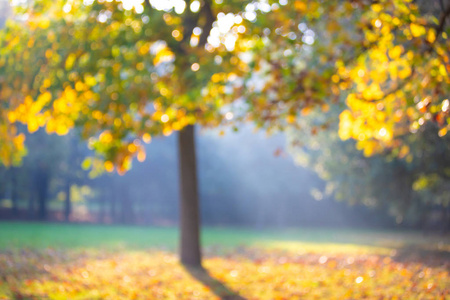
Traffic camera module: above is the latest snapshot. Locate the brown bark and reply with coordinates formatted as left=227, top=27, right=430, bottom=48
left=64, top=181, right=71, bottom=222
left=36, top=168, right=49, bottom=220
left=178, top=125, right=202, bottom=267
left=110, top=185, right=118, bottom=223
left=98, top=192, right=106, bottom=224
left=10, top=167, right=18, bottom=217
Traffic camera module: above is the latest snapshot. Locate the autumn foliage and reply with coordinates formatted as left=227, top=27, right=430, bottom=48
left=1, top=229, right=449, bottom=299
left=0, top=0, right=448, bottom=169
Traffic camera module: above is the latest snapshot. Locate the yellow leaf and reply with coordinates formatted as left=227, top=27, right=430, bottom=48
left=45, top=118, right=56, bottom=133
left=331, top=74, right=340, bottom=83
left=104, top=161, right=114, bottom=172
left=427, top=29, right=436, bottom=43
left=84, top=75, right=97, bottom=86
left=371, top=4, right=382, bottom=13
left=163, top=127, right=172, bottom=136
left=153, top=47, right=174, bottom=66
left=36, top=114, right=46, bottom=127
left=37, top=91, right=52, bottom=105
left=38, top=19, right=50, bottom=29
left=128, top=143, right=137, bottom=153
left=399, top=145, right=410, bottom=158
left=45, top=49, right=53, bottom=59
left=388, top=45, right=403, bottom=60
left=93, top=110, right=103, bottom=120
left=172, top=122, right=182, bottom=131
left=139, top=42, right=151, bottom=56
left=99, top=131, right=113, bottom=144
left=286, top=115, right=296, bottom=124
left=294, top=0, right=307, bottom=12
left=211, top=73, right=222, bottom=83
left=439, top=64, right=447, bottom=76
left=65, top=54, right=76, bottom=70
left=362, top=83, right=384, bottom=100
left=27, top=118, right=39, bottom=133
left=13, top=133, right=25, bottom=150
left=137, top=150, right=146, bottom=162
left=142, top=133, right=152, bottom=144
left=362, top=141, right=376, bottom=157
left=410, top=23, right=426, bottom=38
left=301, top=107, right=312, bottom=116
left=56, top=122, right=69, bottom=135
left=388, top=63, right=398, bottom=80
left=152, top=111, right=163, bottom=121
left=338, top=110, right=353, bottom=140
left=75, top=81, right=86, bottom=91
left=42, top=78, right=51, bottom=88
left=398, top=65, right=412, bottom=79
left=7, top=112, right=16, bottom=123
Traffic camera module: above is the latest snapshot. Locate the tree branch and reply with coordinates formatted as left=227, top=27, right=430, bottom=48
left=198, top=0, right=215, bottom=47
left=435, top=3, right=450, bottom=39
left=181, top=2, right=201, bottom=45
left=438, top=0, right=445, bottom=12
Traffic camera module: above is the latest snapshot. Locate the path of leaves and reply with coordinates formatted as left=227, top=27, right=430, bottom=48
left=0, top=247, right=448, bottom=299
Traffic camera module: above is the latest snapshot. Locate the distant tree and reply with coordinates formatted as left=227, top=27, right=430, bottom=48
left=287, top=106, right=450, bottom=228
left=24, top=130, right=67, bottom=219
left=60, top=133, right=88, bottom=221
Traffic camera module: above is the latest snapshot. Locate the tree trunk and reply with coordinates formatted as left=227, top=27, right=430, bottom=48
left=10, top=167, right=18, bottom=217
left=98, top=191, right=106, bottom=224
left=178, top=125, right=202, bottom=267
left=64, top=181, right=71, bottom=222
left=120, top=186, right=134, bottom=224
left=110, top=186, right=117, bottom=223
left=64, top=135, right=77, bottom=222
left=27, top=191, right=35, bottom=218
left=36, top=170, right=49, bottom=220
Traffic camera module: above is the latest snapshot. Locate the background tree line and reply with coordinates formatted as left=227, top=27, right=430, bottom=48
left=1, top=126, right=403, bottom=229
left=1, top=123, right=449, bottom=231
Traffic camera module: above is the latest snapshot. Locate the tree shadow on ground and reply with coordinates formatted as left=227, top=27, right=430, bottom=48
left=185, top=266, right=246, bottom=300
left=392, top=246, right=450, bottom=270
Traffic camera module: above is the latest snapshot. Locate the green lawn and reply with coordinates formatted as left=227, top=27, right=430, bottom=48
left=0, top=222, right=450, bottom=254
left=1, top=221, right=449, bottom=254
left=0, top=222, right=449, bottom=299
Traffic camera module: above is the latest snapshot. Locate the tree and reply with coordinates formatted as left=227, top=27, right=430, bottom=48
left=24, top=129, right=68, bottom=220
left=287, top=106, right=450, bottom=228
left=1, top=0, right=449, bottom=266
left=0, top=0, right=238, bottom=267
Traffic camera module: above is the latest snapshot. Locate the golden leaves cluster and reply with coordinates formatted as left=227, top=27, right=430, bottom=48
left=337, top=0, right=450, bottom=156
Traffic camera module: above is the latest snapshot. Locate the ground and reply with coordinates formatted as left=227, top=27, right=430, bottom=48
left=0, top=222, right=449, bottom=299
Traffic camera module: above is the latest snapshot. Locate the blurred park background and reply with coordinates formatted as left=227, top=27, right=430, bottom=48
left=1, top=124, right=449, bottom=230
left=0, top=0, right=450, bottom=298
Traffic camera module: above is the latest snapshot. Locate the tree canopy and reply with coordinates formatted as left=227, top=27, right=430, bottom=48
left=0, top=0, right=449, bottom=169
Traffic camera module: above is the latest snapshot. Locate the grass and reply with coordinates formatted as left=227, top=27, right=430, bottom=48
left=1, top=221, right=448, bottom=252
left=0, top=222, right=449, bottom=299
